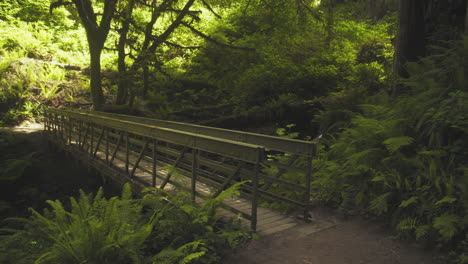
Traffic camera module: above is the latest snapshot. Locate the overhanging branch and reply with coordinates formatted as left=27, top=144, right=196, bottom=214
left=201, top=0, right=222, bottom=19
left=181, top=22, right=255, bottom=51
left=164, top=41, right=202, bottom=49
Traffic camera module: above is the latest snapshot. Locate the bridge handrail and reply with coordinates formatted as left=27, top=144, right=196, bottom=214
left=66, top=108, right=315, bottom=157
left=47, top=108, right=263, bottom=163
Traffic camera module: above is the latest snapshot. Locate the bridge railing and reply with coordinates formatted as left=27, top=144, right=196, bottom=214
left=44, top=108, right=316, bottom=230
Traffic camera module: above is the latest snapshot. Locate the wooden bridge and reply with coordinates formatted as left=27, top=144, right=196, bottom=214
left=44, top=108, right=317, bottom=235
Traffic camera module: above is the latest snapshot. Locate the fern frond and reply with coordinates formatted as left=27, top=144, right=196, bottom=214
left=397, top=217, right=418, bottom=231
left=179, top=251, right=205, bottom=264
left=121, top=183, right=133, bottom=201
left=415, top=225, right=431, bottom=240
left=383, top=136, right=414, bottom=153
left=433, top=214, right=460, bottom=241
left=399, top=196, right=419, bottom=208
left=434, top=196, right=457, bottom=206
left=369, top=192, right=392, bottom=215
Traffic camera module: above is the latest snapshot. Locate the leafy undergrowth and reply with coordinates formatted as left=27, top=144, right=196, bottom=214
left=0, top=130, right=107, bottom=219
left=0, top=182, right=250, bottom=264
left=312, top=38, right=468, bottom=263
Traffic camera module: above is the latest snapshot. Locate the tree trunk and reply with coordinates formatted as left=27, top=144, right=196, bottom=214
left=143, top=65, right=149, bottom=97
left=325, top=3, right=334, bottom=47
left=116, top=24, right=130, bottom=105
left=465, top=0, right=468, bottom=35
left=70, top=0, right=116, bottom=110
left=89, top=38, right=105, bottom=110
left=392, top=0, right=427, bottom=97
left=116, top=0, right=135, bottom=105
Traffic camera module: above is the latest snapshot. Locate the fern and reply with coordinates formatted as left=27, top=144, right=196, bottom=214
left=397, top=217, right=418, bottom=231
left=399, top=196, right=418, bottom=208
left=369, top=192, right=391, bottom=215
left=435, top=196, right=457, bottom=206
left=180, top=251, right=206, bottom=264
left=383, top=136, right=414, bottom=153
left=415, top=225, right=431, bottom=241
left=433, top=214, right=461, bottom=242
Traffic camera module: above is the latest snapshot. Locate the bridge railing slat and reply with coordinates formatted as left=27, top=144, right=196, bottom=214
left=48, top=108, right=263, bottom=163
left=66, top=108, right=315, bottom=157
left=45, top=107, right=317, bottom=229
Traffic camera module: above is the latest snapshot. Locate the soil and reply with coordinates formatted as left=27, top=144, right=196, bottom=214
left=225, top=207, right=443, bottom=264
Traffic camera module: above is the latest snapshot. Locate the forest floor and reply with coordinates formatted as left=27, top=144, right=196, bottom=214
left=224, top=207, right=443, bottom=264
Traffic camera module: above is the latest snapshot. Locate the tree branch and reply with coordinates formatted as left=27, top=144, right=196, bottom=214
left=181, top=22, right=255, bottom=51
left=164, top=41, right=201, bottom=49
left=201, top=0, right=222, bottom=19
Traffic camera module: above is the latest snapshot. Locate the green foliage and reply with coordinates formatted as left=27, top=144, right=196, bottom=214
left=0, top=182, right=250, bottom=264
left=0, top=152, right=37, bottom=181
left=313, top=37, right=468, bottom=261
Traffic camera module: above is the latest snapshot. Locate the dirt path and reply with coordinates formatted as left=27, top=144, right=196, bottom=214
left=3, top=121, right=43, bottom=133
left=225, top=207, right=442, bottom=264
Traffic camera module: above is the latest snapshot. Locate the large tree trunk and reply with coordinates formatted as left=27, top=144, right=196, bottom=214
left=392, top=0, right=427, bottom=97
left=465, top=0, right=468, bottom=35
left=89, top=37, right=105, bottom=110
left=71, top=0, right=116, bottom=110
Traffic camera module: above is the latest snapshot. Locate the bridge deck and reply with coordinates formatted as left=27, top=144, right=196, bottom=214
left=44, top=108, right=316, bottom=235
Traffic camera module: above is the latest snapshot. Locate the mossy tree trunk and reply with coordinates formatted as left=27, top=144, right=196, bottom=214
left=71, top=0, right=117, bottom=110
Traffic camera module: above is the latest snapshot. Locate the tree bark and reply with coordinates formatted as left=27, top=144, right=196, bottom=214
left=116, top=0, right=136, bottom=105
left=71, top=0, right=117, bottom=110
left=89, top=38, right=105, bottom=109
left=465, top=0, right=468, bottom=35
left=392, top=0, right=427, bottom=97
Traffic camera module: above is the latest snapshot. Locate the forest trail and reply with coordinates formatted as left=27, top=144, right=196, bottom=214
left=3, top=121, right=43, bottom=134
left=224, top=207, right=443, bottom=264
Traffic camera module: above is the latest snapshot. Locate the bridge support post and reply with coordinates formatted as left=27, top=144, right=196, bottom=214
left=78, top=121, right=82, bottom=147
left=125, top=132, right=129, bottom=173
left=250, top=148, right=263, bottom=232
left=304, top=155, right=313, bottom=223
left=68, top=116, right=72, bottom=144
left=152, top=140, right=157, bottom=187
left=105, top=128, right=109, bottom=163
left=191, top=148, right=198, bottom=203
left=90, top=125, right=94, bottom=155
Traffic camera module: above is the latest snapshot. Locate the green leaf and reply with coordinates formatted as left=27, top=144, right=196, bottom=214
left=397, top=217, right=418, bottom=231
left=399, top=196, right=418, bottom=208
left=415, top=225, right=431, bottom=240
left=433, top=214, right=460, bottom=241
left=383, top=136, right=414, bottom=153
left=369, top=192, right=391, bottom=215
left=434, top=196, right=457, bottom=206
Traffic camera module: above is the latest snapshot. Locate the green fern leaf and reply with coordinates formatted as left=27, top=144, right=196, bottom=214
left=397, top=217, right=418, bottom=231
left=433, top=214, right=460, bottom=241
left=121, top=183, right=133, bottom=200
left=369, top=192, right=392, bottom=215
left=179, top=251, right=205, bottom=264
left=383, top=136, right=414, bottom=153
left=434, top=196, right=457, bottom=206
left=399, top=196, right=418, bottom=208
left=415, top=225, right=431, bottom=240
